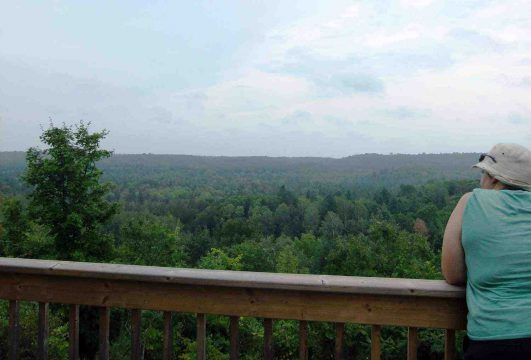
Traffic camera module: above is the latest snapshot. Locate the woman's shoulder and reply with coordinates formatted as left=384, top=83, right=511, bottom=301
left=458, top=191, right=473, bottom=206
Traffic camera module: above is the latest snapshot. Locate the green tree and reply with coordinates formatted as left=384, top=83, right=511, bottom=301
left=0, top=198, right=29, bottom=257
left=23, top=122, right=118, bottom=261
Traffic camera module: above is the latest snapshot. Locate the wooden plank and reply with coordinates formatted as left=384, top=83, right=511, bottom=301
left=197, top=313, right=206, bottom=360
left=0, top=258, right=466, bottom=299
left=0, top=273, right=467, bottom=330
left=444, top=329, right=456, bottom=360
left=335, top=322, right=345, bottom=360
left=229, top=316, right=239, bottom=360
left=131, top=309, right=142, bottom=360
left=8, top=300, right=19, bottom=360
left=299, top=320, right=308, bottom=360
left=69, top=304, right=79, bottom=360
left=38, top=302, right=49, bottom=360
left=263, top=318, right=273, bottom=360
left=371, top=325, right=381, bottom=360
left=163, top=311, right=173, bottom=360
left=407, top=327, right=417, bottom=360
left=99, top=307, right=110, bottom=360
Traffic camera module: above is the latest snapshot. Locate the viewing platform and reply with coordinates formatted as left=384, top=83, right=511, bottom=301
left=0, top=257, right=466, bottom=360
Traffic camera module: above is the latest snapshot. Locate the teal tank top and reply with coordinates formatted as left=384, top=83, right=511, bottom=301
left=462, top=188, right=531, bottom=340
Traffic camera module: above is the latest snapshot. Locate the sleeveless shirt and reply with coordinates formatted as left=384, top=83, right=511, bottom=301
left=462, top=188, right=531, bottom=340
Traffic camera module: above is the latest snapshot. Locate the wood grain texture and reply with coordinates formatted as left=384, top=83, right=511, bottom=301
left=38, top=302, right=49, bottom=360
left=69, top=305, right=79, bottom=360
left=444, top=329, right=456, bottom=360
left=407, top=327, right=417, bottom=360
left=163, top=311, right=173, bottom=360
left=299, top=320, right=308, bottom=360
left=197, top=313, right=206, bottom=360
left=131, top=309, right=142, bottom=360
left=229, top=316, right=239, bottom=360
left=0, top=273, right=467, bottom=329
left=335, top=323, right=345, bottom=360
left=99, top=307, right=110, bottom=360
left=8, top=300, right=19, bottom=360
left=371, top=325, right=381, bottom=360
left=0, top=257, right=465, bottom=298
left=263, top=318, right=273, bottom=360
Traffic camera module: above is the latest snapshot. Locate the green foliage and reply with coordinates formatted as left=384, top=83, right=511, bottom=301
left=115, top=213, right=186, bottom=267
left=0, top=143, right=480, bottom=359
left=199, top=248, right=242, bottom=271
left=0, top=197, right=29, bottom=256
left=22, top=122, right=118, bottom=261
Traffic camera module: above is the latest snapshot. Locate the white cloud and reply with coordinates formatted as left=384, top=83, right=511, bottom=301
left=2, top=0, right=531, bottom=156
left=365, top=25, right=423, bottom=48
left=400, top=0, right=434, bottom=8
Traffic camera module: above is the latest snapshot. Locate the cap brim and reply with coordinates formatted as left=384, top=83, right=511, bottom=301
left=472, top=162, right=489, bottom=171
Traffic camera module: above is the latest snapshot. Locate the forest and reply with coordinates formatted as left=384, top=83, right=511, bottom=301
left=0, top=126, right=479, bottom=359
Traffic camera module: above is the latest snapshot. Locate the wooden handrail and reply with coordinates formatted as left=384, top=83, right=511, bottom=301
left=0, top=258, right=464, bottom=298
left=0, top=257, right=466, bottom=359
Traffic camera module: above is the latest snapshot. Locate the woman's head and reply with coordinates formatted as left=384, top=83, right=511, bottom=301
left=473, top=143, right=531, bottom=191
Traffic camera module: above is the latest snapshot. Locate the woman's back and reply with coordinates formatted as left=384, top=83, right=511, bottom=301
left=462, top=188, right=531, bottom=340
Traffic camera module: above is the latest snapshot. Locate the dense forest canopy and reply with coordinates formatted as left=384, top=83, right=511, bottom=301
left=0, top=149, right=478, bottom=359
left=1, top=150, right=479, bottom=195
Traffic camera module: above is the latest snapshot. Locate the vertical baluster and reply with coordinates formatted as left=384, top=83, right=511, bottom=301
left=99, top=307, right=110, bottom=360
left=69, top=305, right=79, bottom=360
left=38, top=302, right=49, bottom=360
left=444, top=329, right=456, bottom=360
left=229, top=316, right=239, bottom=360
left=131, top=309, right=142, bottom=360
left=407, top=327, right=418, bottom=360
left=371, top=325, right=381, bottom=360
left=263, top=318, right=273, bottom=360
left=8, top=300, right=19, bottom=360
left=335, top=322, right=345, bottom=360
left=163, top=311, right=173, bottom=360
left=196, top=313, right=206, bottom=360
left=299, top=320, right=309, bottom=360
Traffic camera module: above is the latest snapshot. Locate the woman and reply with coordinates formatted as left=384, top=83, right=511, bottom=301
left=442, top=143, right=531, bottom=359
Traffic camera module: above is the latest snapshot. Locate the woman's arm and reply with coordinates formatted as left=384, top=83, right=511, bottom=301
left=441, top=192, right=471, bottom=285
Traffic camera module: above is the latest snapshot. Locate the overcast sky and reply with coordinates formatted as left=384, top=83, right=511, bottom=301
left=1, top=1, right=530, bottom=157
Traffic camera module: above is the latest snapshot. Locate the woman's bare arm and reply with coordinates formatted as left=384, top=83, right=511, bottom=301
left=441, top=192, right=471, bottom=285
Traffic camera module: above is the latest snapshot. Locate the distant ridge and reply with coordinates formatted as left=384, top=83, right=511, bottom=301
left=0, top=151, right=480, bottom=195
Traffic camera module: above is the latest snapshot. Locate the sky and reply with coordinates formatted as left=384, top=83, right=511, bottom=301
left=1, top=0, right=530, bottom=157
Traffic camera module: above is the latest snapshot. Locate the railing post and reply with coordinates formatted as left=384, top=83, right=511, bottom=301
left=444, top=329, right=456, bottom=360
left=163, top=311, right=173, bottom=360
left=335, top=322, right=345, bottom=360
left=371, top=325, right=381, bottom=360
left=69, top=305, right=79, bottom=360
left=263, top=318, right=273, bottom=360
left=299, top=320, right=309, bottom=360
left=99, top=307, right=110, bottom=360
left=8, top=300, right=19, bottom=360
left=131, top=309, right=142, bottom=360
left=38, top=302, right=49, bottom=360
left=197, top=313, right=206, bottom=360
left=230, top=316, right=239, bottom=360
left=407, top=327, right=417, bottom=360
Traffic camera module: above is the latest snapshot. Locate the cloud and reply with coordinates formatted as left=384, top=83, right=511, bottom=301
left=282, top=110, right=312, bottom=126
left=400, top=0, right=434, bottom=8
left=318, top=73, right=384, bottom=95
left=508, top=113, right=530, bottom=125
left=384, top=106, right=431, bottom=120
left=518, top=77, right=531, bottom=86
left=448, top=28, right=505, bottom=54
left=2, top=1, right=531, bottom=156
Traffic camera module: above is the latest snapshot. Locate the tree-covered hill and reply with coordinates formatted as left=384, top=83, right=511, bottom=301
left=0, top=151, right=480, bottom=196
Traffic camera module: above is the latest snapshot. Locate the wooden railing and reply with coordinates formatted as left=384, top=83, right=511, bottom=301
left=0, top=257, right=466, bottom=359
